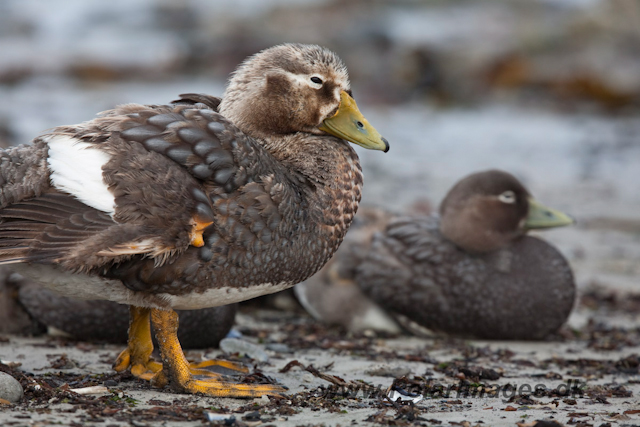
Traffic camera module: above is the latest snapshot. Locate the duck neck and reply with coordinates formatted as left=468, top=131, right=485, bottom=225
left=265, top=133, right=364, bottom=278
left=439, top=208, right=520, bottom=254
left=262, top=133, right=361, bottom=188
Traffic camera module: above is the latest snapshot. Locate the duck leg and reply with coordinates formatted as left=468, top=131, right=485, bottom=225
left=113, top=306, right=162, bottom=380
left=114, top=306, right=249, bottom=383
left=151, top=308, right=286, bottom=398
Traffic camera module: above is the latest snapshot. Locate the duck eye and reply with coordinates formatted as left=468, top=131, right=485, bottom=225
left=498, top=191, right=516, bottom=204
left=310, top=76, right=323, bottom=85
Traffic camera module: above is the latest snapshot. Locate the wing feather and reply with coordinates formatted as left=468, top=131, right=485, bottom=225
left=0, top=192, right=174, bottom=270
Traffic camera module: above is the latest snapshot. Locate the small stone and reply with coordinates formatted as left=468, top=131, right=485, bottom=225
left=265, top=343, right=292, bottom=353
left=103, top=380, right=118, bottom=387
left=242, top=411, right=261, bottom=421
left=225, top=329, right=242, bottom=339
left=301, top=373, right=315, bottom=383
left=0, top=372, right=23, bottom=403
left=219, top=338, right=269, bottom=363
left=205, top=412, right=235, bottom=423
left=365, top=365, right=412, bottom=378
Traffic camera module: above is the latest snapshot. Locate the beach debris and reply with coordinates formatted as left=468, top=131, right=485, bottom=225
left=516, top=421, right=566, bottom=427
left=387, top=386, right=423, bottom=404
left=281, top=360, right=386, bottom=399
left=70, top=385, right=109, bottom=395
left=0, top=360, right=21, bottom=369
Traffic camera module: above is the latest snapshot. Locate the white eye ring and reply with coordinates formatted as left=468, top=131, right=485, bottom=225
left=498, top=190, right=516, bottom=204
left=309, top=75, right=323, bottom=89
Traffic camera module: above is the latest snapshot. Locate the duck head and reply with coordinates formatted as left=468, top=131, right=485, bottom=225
left=439, top=170, right=574, bottom=253
left=218, top=43, right=389, bottom=152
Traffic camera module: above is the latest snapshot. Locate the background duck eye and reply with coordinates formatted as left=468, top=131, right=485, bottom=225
left=310, top=76, right=322, bottom=84
left=498, top=191, right=516, bottom=204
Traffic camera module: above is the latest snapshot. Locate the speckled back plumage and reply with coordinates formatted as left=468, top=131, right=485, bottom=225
left=357, top=215, right=575, bottom=340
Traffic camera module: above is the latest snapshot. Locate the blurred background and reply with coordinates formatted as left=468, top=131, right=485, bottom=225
left=0, top=0, right=638, bottom=303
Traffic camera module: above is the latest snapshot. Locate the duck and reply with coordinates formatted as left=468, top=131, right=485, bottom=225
left=296, top=170, right=575, bottom=340
left=0, top=43, right=389, bottom=397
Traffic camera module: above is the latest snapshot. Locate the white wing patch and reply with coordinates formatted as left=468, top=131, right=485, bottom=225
left=47, top=135, right=116, bottom=215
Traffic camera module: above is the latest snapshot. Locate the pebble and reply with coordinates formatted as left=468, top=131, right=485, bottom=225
left=205, top=412, right=235, bottom=423
left=0, top=372, right=23, bottom=403
left=253, top=394, right=270, bottom=405
left=265, top=343, right=292, bottom=353
left=225, top=329, right=243, bottom=339
left=365, top=365, right=412, bottom=378
left=219, top=338, right=269, bottom=363
left=242, top=411, right=261, bottom=421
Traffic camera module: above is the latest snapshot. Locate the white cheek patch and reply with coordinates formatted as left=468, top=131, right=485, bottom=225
left=46, top=135, right=116, bottom=215
left=288, top=72, right=322, bottom=89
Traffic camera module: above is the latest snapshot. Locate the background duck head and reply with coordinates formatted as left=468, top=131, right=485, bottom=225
left=219, top=43, right=389, bottom=152
left=439, top=169, right=574, bottom=253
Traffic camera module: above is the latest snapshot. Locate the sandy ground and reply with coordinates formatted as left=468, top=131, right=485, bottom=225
left=1, top=298, right=640, bottom=427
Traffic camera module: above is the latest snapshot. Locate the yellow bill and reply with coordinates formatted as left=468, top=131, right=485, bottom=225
left=525, top=198, right=575, bottom=229
left=319, top=91, right=389, bottom=152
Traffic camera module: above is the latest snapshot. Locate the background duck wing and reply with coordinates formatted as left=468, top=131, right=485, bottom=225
left=356, top=216, right=452, bottom=310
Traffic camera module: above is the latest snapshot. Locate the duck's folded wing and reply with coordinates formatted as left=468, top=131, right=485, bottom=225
left=0, top=102, right=289, bottom=279
left=58, top=102, right=273, bottom=196
left=0, top=190, right=212, bottom=294
left=0, top=192, right=145, bottom=269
